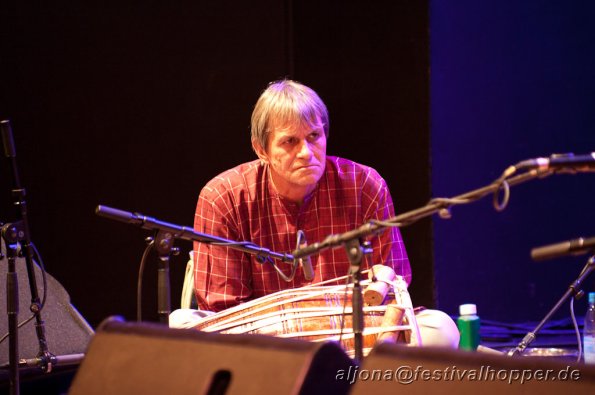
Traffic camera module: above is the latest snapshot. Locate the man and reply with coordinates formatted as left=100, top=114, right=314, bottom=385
left=193, top=80, right=411, bottom=312
left=185, top=80, right=459, bottom=349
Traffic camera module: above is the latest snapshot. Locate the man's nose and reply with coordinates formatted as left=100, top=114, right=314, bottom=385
left=297, top=140, right=313, bottom=159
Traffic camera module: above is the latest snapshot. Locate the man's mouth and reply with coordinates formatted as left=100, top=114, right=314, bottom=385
left=296, top=164, right=318, bottom=171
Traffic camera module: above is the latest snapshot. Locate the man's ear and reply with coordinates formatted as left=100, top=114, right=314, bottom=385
left=252, top=139, right=268, bottom=164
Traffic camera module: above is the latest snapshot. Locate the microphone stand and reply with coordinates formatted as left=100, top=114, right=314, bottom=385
left=343, top=239, right=373, bottom=364
left=508, top=254, right=595, bottom=356
left=1, top=225, right=20, bottom=395
left=95, top=205, right=295, bottom=323
left=292, top=168, right=551, bottom=259
left=1, top=120, right=53, bottom=395
left=344, top=239, right=364, bottom=364
left=292, top=167, right=554, bottom=361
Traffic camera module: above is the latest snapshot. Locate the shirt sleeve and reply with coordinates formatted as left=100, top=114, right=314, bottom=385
left=361, top=168, right=412, bottom=284
left=193, top=185, right=253, bottom=312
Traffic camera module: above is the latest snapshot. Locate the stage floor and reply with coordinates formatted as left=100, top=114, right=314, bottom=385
left=480, top=316, right=584, bottom=362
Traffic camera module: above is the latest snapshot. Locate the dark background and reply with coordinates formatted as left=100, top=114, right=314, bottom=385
left=431, top=0, right=595, bottom=321
left=0, top=0, right=593, bottom=332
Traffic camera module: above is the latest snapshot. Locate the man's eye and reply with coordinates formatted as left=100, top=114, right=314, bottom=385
left=283, top=138, right=296, bottom=145
left=308, top=132, right=320, bottom=140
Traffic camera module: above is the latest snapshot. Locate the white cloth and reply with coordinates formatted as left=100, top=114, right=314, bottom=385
left=414, top=309, right=460, bottom=348
left=170, top=308, right=214, bottom=326
left=180, top=252, right=195, bottom=309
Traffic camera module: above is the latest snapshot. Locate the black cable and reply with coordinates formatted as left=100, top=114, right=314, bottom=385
left=136, top=239, right=154, bottom=322
left=30, top=243, right=48, bottom=312
left=569, top=297, right=582, bottom=363
left=337, top=271, right=351, bottom=348
left=253, top=231, right=307, bottom=283
left=0, top=242, right=49, bottom=345
left=492, top=178, right=511, bottom=212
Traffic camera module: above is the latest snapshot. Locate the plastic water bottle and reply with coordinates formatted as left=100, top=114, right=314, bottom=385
left=457, top=303, right=480, bottom=351
left=584, top=292, right=595, bottom=364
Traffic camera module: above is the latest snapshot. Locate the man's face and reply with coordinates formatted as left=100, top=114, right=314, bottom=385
left=255, top=119, right=327, bottom=200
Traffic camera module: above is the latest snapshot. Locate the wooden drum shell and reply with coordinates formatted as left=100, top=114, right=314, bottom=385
left=193, top=284, right=409, bottom=357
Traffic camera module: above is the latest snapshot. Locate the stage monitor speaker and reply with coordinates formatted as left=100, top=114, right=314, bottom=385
left=0, top=244, right=94, bottom=367
left=69, top=318, right=355, bottom=395
left=351, top=343, right=595, bottom=394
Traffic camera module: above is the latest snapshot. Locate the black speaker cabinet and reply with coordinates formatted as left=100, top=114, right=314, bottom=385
left=351, top=343, right=595, bottom=394
left=0, top=248, right=93, bottom=366
left=69, top=318, right=355, bottom=395
left=0, top=244, right=93, bottom=394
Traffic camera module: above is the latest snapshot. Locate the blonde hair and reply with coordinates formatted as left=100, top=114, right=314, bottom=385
left=251, top=80, right=329, bottom=151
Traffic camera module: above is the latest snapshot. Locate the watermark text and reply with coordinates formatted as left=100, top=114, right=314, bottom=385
left=336, top=365, right=581, bottom=385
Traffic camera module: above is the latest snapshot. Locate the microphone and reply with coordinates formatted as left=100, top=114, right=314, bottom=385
left=515, top=153, right=595, bottom=173
left=0, top=353, right=86, bottom=370
left=531, top=236, right=595, bottom=261
left=301, top=255, right=314, bottom=282
left=296, top=230, right=314, bottom=281
left=19, top=353, right=86, bottom=368
left=1, top=120, right=17, bottom=158
left=96, top=205, right=147, bottom=226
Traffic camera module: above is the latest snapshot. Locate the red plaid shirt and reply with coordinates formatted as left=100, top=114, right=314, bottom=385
left=193, top=156, right=411, bottom=312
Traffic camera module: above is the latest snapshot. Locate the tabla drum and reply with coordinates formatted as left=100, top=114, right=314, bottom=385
left=192, top=273, right=419, bottom=358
